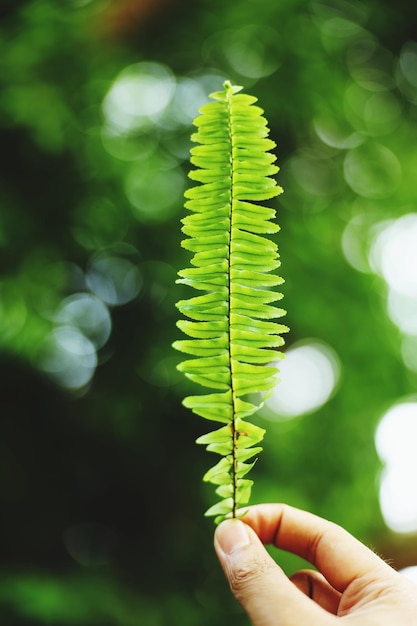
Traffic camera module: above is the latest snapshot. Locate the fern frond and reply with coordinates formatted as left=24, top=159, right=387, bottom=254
left=173, top=81, right=288, bottom=523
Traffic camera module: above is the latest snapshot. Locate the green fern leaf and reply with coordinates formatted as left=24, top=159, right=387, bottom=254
left=173, top=80, right=288, bottom=523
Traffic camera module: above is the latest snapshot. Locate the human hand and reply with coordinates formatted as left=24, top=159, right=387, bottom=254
left=214, top=503, right=417, bottom=625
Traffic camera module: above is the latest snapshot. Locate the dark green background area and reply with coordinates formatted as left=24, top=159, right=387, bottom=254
left=1, top=0, right=417, bottom=623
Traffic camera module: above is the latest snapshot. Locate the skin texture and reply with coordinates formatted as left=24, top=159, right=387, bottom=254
left=214, top=503, right=417, bottom=626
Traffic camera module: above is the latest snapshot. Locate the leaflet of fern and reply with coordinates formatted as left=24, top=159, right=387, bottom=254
left=173, top=81, right=287, bottom=523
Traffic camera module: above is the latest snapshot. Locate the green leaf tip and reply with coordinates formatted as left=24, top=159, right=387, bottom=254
left=174, top=81, right=288, bottom=523
left=209, top=80, right=244, bottom=102
left=223, top=80, right=244, bottom=95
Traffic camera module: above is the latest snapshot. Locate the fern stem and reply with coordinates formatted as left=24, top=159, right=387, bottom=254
left=225, top=81, right=239, bottom=519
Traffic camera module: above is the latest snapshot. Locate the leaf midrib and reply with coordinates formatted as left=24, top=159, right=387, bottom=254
left=226, top=87, right=238, bottom=518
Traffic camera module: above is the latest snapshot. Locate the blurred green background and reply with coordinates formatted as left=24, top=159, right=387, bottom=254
left=1, top=0, right=417, bottom=623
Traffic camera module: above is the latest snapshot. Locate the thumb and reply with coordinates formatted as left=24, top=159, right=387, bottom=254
left=214, top=519, right=333, bottom=626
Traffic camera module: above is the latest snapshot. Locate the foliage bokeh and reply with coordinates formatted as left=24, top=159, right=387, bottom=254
left=1, top=0, right=417, bottom=623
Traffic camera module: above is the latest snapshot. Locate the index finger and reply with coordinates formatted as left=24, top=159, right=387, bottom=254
left=242, top=503, right=392, bottom=592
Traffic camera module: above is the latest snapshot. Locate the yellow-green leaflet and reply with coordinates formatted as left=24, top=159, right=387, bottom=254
left=173, top=81, right=288, bottom=524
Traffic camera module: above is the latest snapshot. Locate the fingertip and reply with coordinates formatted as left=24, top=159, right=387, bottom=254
left=214, top=518, right=251, bottom=556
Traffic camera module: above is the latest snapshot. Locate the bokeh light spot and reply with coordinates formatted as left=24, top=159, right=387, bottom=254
left=221, top=25, right=281, bottom=79
left=346, top=32, right=378, bottom=69
left=102, top=62, right=176, bottom=134
left=363, top=92, right=401, bottom=136
left=344, top=142, right=401, bottom=199
left=401, top=335, right=417, bottom=373
left=54, top=293, right=111, bottom=349
left=397, top=41, right=417, bottom=102
left=375, top=402, right=417, bottom=533
left=400, top=567, right=417, bottom=584
left=341, top=212, right=373, bottom=273
left=347, top=42, right=395, bottom=92
left=264, top=340, right=341, bottom=419
left=314, top=116, right=362, bottom=150
left=320, top=16, right=362, bottom=40
left=41, top=326, right=97, bottom=390
left=167, top=78, right=209, bottom=126
left=125, top=161, right=185, bottom=223
left=370, top=214, right=417, bottom=298
left=344, top=82, right=371, bottom=132
left=289, top=154, right=341, bottom=197
left=387, top=291, right=417, bottom=335
left=101, top=127, right=157, bottom=162
left=87, top=255, right=142, bottom=306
